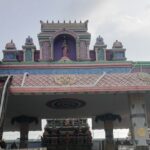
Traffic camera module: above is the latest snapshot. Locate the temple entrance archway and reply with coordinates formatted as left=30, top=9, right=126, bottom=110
left=53, top=34, right=76, bottom=61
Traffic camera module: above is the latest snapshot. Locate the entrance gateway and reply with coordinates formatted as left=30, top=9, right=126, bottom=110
left=0, top=20, right=150, bottom=150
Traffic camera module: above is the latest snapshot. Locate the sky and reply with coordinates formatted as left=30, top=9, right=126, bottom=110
left=0, top=0, right=149, bottom=140
left=0, top=0, right=150, bottom=61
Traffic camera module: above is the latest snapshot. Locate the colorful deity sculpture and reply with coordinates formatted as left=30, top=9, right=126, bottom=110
left=62, top=41, right=69, bottom=57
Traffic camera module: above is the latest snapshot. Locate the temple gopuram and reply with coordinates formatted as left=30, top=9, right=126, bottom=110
left=0, top=20, right=150, bottom=150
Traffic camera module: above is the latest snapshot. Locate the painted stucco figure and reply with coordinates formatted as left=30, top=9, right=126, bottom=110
left=62, top=38, right=69, bottom=58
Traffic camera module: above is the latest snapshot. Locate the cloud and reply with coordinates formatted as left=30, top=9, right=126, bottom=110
left=86, top=0, right=150, bottom=60
left=63, top=0, right=106, bottom=19
left=0, top=0, right=150, bottom=60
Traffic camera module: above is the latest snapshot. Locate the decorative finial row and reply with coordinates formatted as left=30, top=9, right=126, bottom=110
left=40, top=20, right=87, bottom=24
left=95, top=35, right=124, bottom=48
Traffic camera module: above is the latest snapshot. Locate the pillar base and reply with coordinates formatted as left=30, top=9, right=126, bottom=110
left=136, top=146, right=149, bottom=150
left=20, top=142, right=28, bottom=149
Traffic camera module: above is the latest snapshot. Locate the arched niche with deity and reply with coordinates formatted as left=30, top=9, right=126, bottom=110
left=53, top=34, right=76, bottom=61
left=38, top=21, right=91, bottom=62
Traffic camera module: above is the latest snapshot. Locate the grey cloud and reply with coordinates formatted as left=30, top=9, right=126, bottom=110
left=62, top=0, right=106, bottom=20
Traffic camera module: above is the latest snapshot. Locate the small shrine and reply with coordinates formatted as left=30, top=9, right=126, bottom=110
left=42, top=119, right=92, bottom=150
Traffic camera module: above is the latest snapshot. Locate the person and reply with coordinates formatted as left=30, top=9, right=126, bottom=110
left=11, top=142, right=17, bottom=149
left=0, top=139, right=7, bottom=149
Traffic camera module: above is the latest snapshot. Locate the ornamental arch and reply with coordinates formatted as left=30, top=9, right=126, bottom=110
left=53, top=34, right=76, bottom=61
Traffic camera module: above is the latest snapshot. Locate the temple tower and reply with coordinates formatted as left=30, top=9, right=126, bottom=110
left=94, top=35, right=107, bottom=62
left=38, top=20, right=91, bottom=61
left=22, top=36, right=36, bottom=62
left=2, top=40, right=17, bottom=62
